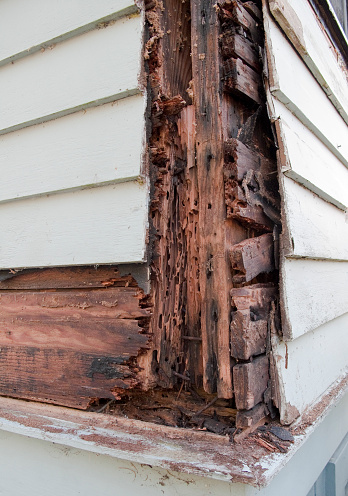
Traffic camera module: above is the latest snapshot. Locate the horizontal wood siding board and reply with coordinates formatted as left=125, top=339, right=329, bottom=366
left=0, top=182, right=148, bottom=268
left=0, top=14, right=142, bottom=134
left=0, top=0, right=138, bottom=65
left=275, top=102, right=348, bottom=210
left=282, top=177, right=348, bottom=261
left=0, top=95, right=145, bottom=202
left=264, top=12, right=348, bottom=167
left=0, top=347, right=142, bottom=409
left=272, top=312, right=348, bottom=423
left=281, top=258, right=348, bottom=340
left=269, top=0, right=348, bottom=125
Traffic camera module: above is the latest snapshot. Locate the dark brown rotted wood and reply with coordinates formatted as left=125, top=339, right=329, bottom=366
left=191, top=0, right=233, bottom=397
left=0, top=266, right=137, bottom=290
left=233, top=355, right=269, bottom=410
left=230, top=284, right=276, bottom=359
left=235, top=402, right=267, bottom=428
left=241, top=1, right=262, bottom=22
left=223, top=58, right=262, bottom=104
left=0, top=347, right=141, bottom=409
left=230, top=233, right=274, bottom=283
left=220, top=31, right=261, bottom=71
left=220, top=0, right=263, bottom=45
left=0, top=287, right=150, bottom=408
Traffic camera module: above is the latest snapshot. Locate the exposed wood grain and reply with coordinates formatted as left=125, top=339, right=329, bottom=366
left=230, top=233, right=275, bottom=283
left=0, top=14, right=143, bottom=134
left=0, top=182, right=148, bottom=269
left=274, top=101, right=348, bottom=210
left=220, top=1, right=263, bottom=45
left=221, top=31, right=261, bottom=71
left=230, top=284, right=276, bottom=359
left=233, top=355, right=269, bottom=410
left=235, top=402, right=267, bottom=428
left=281, top=259, right=348, bottom=340
left=281, top=177, right=348, bottom=261
left=223, top=58, right=262, bottom=104
left=191, top=0, right=233, bottom=397
left=0, top=0, right=137, bottom=65
left=0, top=95, right=145, bottom=202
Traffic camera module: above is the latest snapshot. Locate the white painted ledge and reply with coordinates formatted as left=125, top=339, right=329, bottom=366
left=0, top=375, right=346, bottom=490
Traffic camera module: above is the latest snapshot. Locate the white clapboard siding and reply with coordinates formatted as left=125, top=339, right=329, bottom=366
left=0, top=95, right=145, bottom=202
left=0, top=0, right=138, bottom=65
left=272, top=312, right=348, bottom=423
left=281, top=177, right=348, bottom=261
left=264, top=11, right=348, bottom=167
left=0, top=182, right=148, bottom=268
left=269, top=0, right=348, bottom=124
left=0, top=14, right=142, bottom=134
left=275, top=102, right=348, bottom=210
left=281, top=258, right=348, bottom=339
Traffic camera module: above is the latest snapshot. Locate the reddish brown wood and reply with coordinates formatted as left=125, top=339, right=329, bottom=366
left=230, top=233, right=274, bottom=283
left=221, top=32, right=261, bottom=71
left=220, top=0, right=263, bottom=45
left=235, top=402, right=267, bottom=428
left=223, top=58, right=262, bottom=104
left=233, top=355, right=269, bottom=410
left=230, top=284, right=276, bottom=359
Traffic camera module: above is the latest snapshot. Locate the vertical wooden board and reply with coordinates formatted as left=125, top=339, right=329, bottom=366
left=268, top=0, right=348, bottom=124
left=0, top=95, right=146, bottom=202
left=275, top=102, right=348, bottom=210
left=0, top=14, right=143, bottom=134
left=281, top=177, right=348, bottom=260
left=263, top=11, right=348, bottom=166
left=281, top=258, right=348, bottom=340
left=0, top=0, right=138, bottom=64
left=0, top=182, right=148, bottom=268
left=272, top=312, right=348, bottom=423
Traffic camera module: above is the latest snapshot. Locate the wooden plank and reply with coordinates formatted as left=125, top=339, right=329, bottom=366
left=0, top=0, right=138, bottom=65
left=235, top=403, right=267, bottom=429
left=281, top=177, right=348, bottom=261
left=230, top=284, right=276, bottom=359
left=221, top=31, right=261, bottom=71
left=281, top=258, right=348, bottom=340
left=230, top=234, right=275, bottom=283
left=0, top=182, right=148, bottom=269
left=275, top=101, right=348, bottom=210
left=268, top=0, right=348, bottom=125
left=223, top=58, right=262, bottom=104
left=0, top=267, right=138, bottom=290
left=264, top=11, right=348, bottom=167
left=220, top=0, right=263, bottom=45
left=0, top=95, right=145, bottom=202
left=0, top=14, right=143, bottom=134
left=191, top=0, right=233, bottom=397
left=233, top=355, right=269, bottom=410
left=272, top=312, right=348, bottom=423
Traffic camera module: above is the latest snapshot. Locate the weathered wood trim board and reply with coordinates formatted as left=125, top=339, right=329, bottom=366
left=0, top=0, right=138, bottom=65
left=263, top=0, right=348, bottom=424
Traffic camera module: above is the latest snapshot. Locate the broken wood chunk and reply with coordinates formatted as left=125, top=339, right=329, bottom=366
left=230, top=233, right=275, bottom=282
left=233, top=355, right=269, bottom=410
left=223, top=58, right=262, bottom=104
left=219, top=0, right=263, bottom=45
left=220, top=32, right=261, bottom=72
left=229, top=200, right=274, bottom=231
left=154, top=95, right=187, bottom=117
left=236, top=402, right=267, bottom=429
left=241, top=1, right=262, bottom=22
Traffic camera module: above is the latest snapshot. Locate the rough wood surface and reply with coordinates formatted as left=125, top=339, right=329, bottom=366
left=236, top=402, right=267, bottom=428
left=230, top=233, right=274, bottom=283
left=223, top=58, right=262, bottom=104
left=230, top=284, right=276, bottom=359
left=221, top=31, right=261, bottom=71
left=233, top=355, right=269, bottom=410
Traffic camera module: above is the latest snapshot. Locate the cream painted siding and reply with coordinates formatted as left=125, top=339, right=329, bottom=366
left=263, top=0, right=348, bottom=423
left=0, top=1, right=148, bottom=269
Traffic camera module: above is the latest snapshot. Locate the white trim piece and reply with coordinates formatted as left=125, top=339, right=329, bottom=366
left=272, top=313, right=348, bottom=423
left=263, top=9, right=348, bottom=168
left=268, top=0, right=348, bottom=125
left=0, top=14, right=143, bottom=135
left=0, top=0, right=138, bottom=66
left=275, top=101, right=348, bottom=211
left=281, top=177, right=348, bottom=261
left=0, top=181, right=148, bottom=269
left=0, top=95, right=146, bottom=202
left=281, top=258, right=348, bottom=339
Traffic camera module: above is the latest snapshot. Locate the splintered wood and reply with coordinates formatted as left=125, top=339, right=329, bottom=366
left=0, top=267, right=151, bottom=408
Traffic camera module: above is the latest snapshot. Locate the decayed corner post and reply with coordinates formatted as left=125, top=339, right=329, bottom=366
left=191, top=0, right=233, bottom=397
